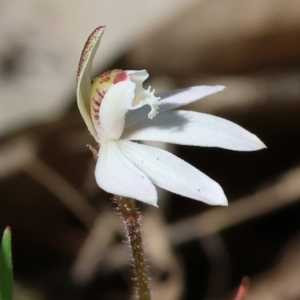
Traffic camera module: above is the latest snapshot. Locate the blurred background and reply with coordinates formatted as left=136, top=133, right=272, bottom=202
left=0, top=0, right=300, bottom=299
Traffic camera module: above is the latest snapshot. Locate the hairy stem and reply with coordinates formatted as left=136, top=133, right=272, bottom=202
left=115, top=196, right=151, bottom=300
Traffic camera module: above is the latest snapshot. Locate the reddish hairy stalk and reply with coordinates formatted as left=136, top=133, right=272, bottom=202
left=115, top=196, right=151, bottom=300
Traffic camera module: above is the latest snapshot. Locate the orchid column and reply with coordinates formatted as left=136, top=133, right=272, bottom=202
left=76, top=26, right=265, bottom=299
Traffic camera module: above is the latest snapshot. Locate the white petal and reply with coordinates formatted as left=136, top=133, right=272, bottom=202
left=118, top=140, right=228, bottom=206
left=157, top=85, right=226, bottom=112
left=95, top=141, right=157, bottom=205
left=125, top=85, right=225, bottom=128
left=76, top=26, right=105, bottom=142
left=124, top=111, right=266, bottom=151
left=98, top=81, right=136, bottom=140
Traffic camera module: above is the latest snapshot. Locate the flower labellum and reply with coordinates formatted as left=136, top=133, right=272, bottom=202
left=76, top=26, right=266, bottom=207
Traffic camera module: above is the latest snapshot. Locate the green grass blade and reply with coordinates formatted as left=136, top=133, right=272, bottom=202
left=0, top=227, right=13, bottom=300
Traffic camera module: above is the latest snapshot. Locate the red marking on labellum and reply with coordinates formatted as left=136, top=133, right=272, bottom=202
left=96, top=89, right=106, bottom=99
left=94, top=100, right=100, bottom=106
left=94, top=114, right=99, bottom=120
left=99, top=70, right=112, bottom=83
left=113, top=71, right=128, bottom=84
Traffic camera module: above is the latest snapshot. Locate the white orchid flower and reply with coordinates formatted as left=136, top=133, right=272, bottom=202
left=76, top=26, right=265, bottom=207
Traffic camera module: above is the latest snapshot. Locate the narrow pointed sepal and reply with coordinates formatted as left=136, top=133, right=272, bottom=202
left=76, top=26, right=106, bottom=142
left=124, top=110, right=266, bottom=151
left=118, top=140, right=228, bottom=206
left=95, top=141, right=158, bottom=206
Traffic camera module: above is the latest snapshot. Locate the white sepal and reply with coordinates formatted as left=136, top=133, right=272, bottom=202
left=124, top=110, right=266, bottom=151
left=76, top=26, right=105, bottom=142
left=95, top=141, right=158, bottom=205
left=118, top=140, right=228, bottom=206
